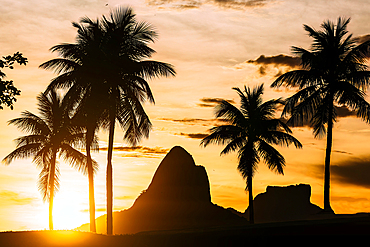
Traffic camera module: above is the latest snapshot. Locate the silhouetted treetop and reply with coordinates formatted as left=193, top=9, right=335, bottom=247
left=0, top=52, right=27, bottom=110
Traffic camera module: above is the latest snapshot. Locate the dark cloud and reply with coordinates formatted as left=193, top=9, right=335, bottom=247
left=197, top=97, right=235, bottom=108
left=355, top=34, right=370, bottom=44
left=247, top=54, right=301, bottom=68
left=309, top=156, right=370, bottom=189
left=146, top=0, right=270, bottom=10
left=99, top=146, right=169, bottom=158
left=246, top=54, right=301, bottom=76
left=159, top=117, right=228, bottom=126
left=176, top=132, right=209, bottom=139
left=331, top=150, right=353, bottom=155
left=331, top=158, right=370, bottom=188
left=335, top=105, right=357, bottom=118
left=212, top=0, right=269, bottom=9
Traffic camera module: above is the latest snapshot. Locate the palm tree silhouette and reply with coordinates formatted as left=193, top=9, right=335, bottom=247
left=2, top=89, right=97, bottom=230
left=40, top=6, right=175, bottom=234
left=200, top=84, right=302, bottom=223
left=271, top=17, right=370, bottom=213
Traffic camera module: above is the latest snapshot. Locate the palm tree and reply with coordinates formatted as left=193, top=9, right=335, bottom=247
left=271, top=17, right=370, bottom=213
left=2, top=89, right=97, bottom=230
left=200, top=84, right=302, bottom=223
left=39, top=6, right=176, bottom=235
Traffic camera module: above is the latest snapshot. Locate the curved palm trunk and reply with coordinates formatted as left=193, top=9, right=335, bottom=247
left=86, top=129, right=96, bottom=232
left=247, top=174, right=254, bottom=224
left=48, top=150, right=57, bottom=230
left=324, top=100, right=334, bottom=213
left=106, top=114, right=115, bottom=235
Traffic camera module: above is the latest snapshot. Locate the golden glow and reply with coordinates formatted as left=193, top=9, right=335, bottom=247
left=44, top=231, right=86, bottom=246
left=52, top=189, right=88, bottom=230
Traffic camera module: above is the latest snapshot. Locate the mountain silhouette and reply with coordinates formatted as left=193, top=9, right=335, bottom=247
left=244, top=184, right=324, bottom=223
left=77, top=146, right=247, bottom=234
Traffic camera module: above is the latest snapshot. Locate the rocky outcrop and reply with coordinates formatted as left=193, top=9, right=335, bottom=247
left=78, top=146, right=247, bottom=234
left=244, top=184, right=323, bottom=223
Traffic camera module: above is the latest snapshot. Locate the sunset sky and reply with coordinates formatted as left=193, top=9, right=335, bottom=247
left=1, top=0, right=370, bottom=231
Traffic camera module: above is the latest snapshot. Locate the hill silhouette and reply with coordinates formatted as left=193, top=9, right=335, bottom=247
left=244, top=184, right=324, bottom=223
left=78, top=146, right=247, bottom=234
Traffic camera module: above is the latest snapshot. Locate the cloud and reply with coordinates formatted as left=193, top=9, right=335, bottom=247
left=246, top=54, right=301, bottom=76
left=247, top=54, right=301, bottom=67
left=81, top=208, right=106, bottom=213
left=331, top=196, right=369, bottom=203
left=330, top=158, right=370, bottom=188
left=197, top=97, right=235, bottom=108
left=99, top=146, right=170, bottom=158
left=159, top=117, right=228, bottom=126
left=176, top=132, right=209, bottom=139
left=115, top=195, right=135, bottom=200
left=335, top=105, right=357, bottom=118
left=310, top=156, right=370, bottom=189
left=145, top=0, right=271, bottom=10
left=0, top=190, right=37, bottom=206
left=355, top=34, right=370, bottom=44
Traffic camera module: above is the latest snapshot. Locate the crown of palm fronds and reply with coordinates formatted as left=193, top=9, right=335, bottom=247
left=201, top=84, right=302, bottom=190
left=2, top=89, right=98, bottom=201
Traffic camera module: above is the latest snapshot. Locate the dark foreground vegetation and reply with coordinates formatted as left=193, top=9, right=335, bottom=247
left=1, top=216, right=369, bottom=247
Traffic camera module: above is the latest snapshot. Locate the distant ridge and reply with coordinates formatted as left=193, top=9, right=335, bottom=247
left=77, top=146, right=248, bottom=234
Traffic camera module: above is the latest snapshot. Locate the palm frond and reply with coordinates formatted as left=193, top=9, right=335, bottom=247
left=135, top=61, right=176, bottom=79
left=259, top=98, right=284, bottom=120
left=58, top=143, right=98, bottom=175
left=257, top=139, right=285, bottom=175
left=38, top=164, right=60, bottom=202
left=259, top=131, right=302, bottom=148
left=220, top=137, right=246, bottom=156
left=214, top=100, right=246, bottom=127
left=237, top=144, right=259, bottom=183
left=13, top=135, right=45, bottom=147
left=119, top=75, right=155, bottom=104
left=39, top=58, right=80, bottom=74
left=311, top=95, right=333, bottom=138
left=283, top=86, right=323, bottom=126
left=32, top=146, right=53, bottom=170
left=8, top=111, right=50, bottom=136
left=116, top=93, right=152, bottom=146
left=200, top=125, right=244, bottom=147
left=356, top=100, right=370, bottom=124
left=2, top=143, right=42, bottom=165
left=133, top=21, right=158, bottom=43
left=272, top=69, right=322, bottom=89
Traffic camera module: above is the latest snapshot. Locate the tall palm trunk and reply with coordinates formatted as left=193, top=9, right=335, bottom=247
left=48, top=149, right=57, bottom=230
left=247, top=174, right=254, bottom=224
left=324, top=99, right=334, bottom=213
left=106, top=112, right=115, bottom=235
left=86, top=128, right=96, bottom=232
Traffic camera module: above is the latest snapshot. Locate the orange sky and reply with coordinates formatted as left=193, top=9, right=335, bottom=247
left=1, top=0, right=370, bottom=231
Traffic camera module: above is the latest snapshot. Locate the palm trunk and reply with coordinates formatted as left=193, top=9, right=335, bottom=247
left=247, top=175, right=254, bottom=224
left=86, top=129, right=96, bottom=232
left=324, top=101, right=334, bottom=213
left=106, top=114, right=115, bottom=235
left=48, top=150, right=57, bottom=230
